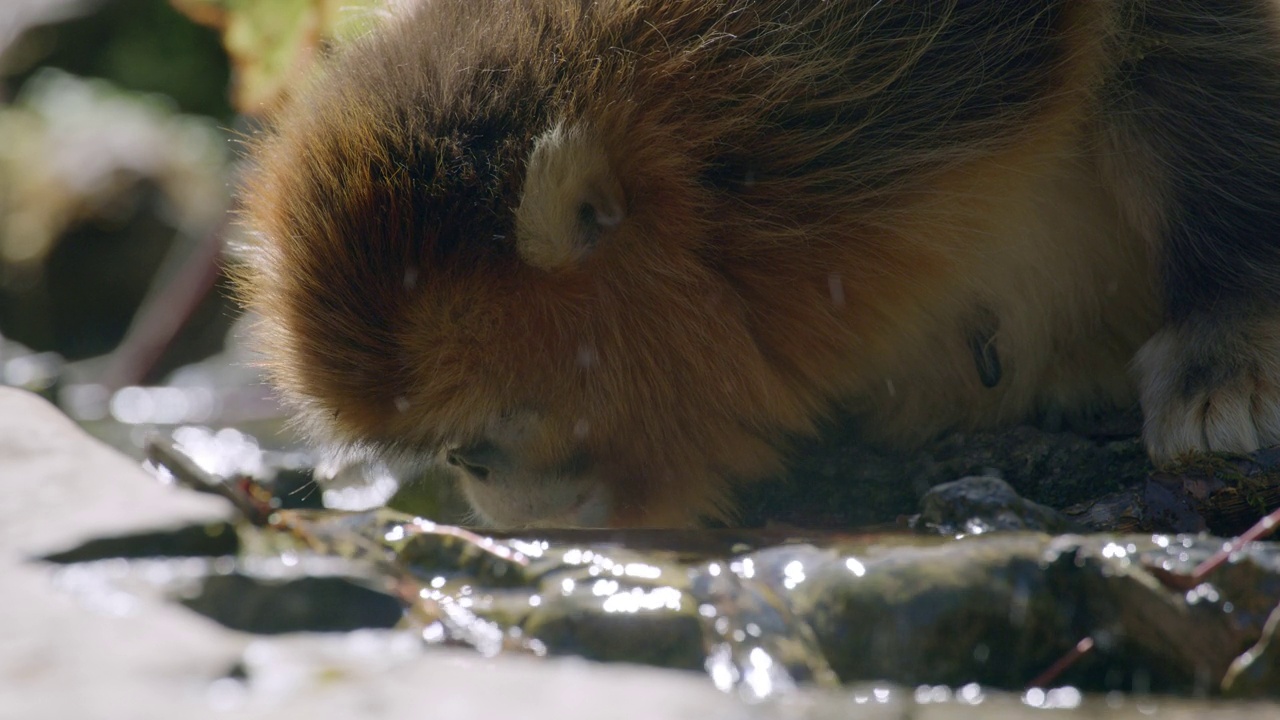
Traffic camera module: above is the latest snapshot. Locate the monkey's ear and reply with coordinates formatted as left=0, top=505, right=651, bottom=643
left=516, top=122, right=626, bottom=270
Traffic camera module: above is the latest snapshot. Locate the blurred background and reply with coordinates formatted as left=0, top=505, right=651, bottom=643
left=0, top=0, right=359, bottom=440
left=0, top=0, right=441, bottom=514
left=0, top=0, right=274, bottom=446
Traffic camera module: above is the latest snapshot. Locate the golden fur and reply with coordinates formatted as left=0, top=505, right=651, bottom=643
left=235, top=0, right=1280, bottom=527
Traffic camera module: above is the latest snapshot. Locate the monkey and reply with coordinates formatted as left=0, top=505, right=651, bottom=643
left=233, top=0, right=1280, bottom=528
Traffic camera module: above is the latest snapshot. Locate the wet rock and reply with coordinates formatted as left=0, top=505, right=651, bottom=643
left=261, top=503, right=1280, bottom=697
left=918, top=475, right=1076, bottom=533
left=0, top=387, right=741, bottom=718
left=1065, top=451, right=1280, bottom=536
left=740, top=419, right=1151, bottom=529
left=8, top=386, right=1280, bottom=717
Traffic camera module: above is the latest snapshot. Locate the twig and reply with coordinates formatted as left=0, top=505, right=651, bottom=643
left=1027, top=637, right=1095, bottom=690
left=101, top=212, right=228, bottom=389
left=145, top=433, right=274, bottom=525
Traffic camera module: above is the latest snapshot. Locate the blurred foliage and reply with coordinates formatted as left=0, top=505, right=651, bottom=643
left=0, top=0, right=390, bottom=370
left=0, top=0, right=418, bottom=459
left=171, top=0, right=386, bottom=114
left=0, top=0, right=236, bottom=372
left=3, top=0, right=234, bottom=120
left=0, top=69, right=229, bottom=361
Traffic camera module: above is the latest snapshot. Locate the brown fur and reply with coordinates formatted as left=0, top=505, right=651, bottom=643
left=234, top=0, right=1280, bottom=527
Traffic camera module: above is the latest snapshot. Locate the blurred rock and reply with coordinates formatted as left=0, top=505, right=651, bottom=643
left=0, top=386, right=242, bottom=718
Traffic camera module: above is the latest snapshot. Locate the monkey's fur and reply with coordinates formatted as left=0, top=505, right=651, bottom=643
left=236, top=0, right=1280, bottom=528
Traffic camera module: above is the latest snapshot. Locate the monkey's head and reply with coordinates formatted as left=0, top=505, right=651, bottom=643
left=235, top=4, right=845, bottom=528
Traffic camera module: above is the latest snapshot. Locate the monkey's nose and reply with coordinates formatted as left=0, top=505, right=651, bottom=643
left=445, top=441, right=504, bottom=481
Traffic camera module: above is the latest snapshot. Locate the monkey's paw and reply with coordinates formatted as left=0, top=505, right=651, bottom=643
left=1135, top=317, right=1280, bottom=465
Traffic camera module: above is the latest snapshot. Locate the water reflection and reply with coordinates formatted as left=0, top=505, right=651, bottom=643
left=1022, top=686, right=1084, bottom=709
left=75, top=437, right=1280, bottom=705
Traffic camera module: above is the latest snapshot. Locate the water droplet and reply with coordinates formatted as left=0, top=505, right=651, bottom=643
left=782, top=559, right=806, bottom=589
left=957, top=682, right=985, bottom=704
left=828, top=273, right=846, bottom=307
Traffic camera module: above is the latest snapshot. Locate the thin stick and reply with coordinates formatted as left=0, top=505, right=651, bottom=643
left=145, top=433, right=274, bottom=525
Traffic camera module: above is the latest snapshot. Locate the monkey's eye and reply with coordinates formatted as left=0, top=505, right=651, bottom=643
left=445, top=440, right=505, bottom=481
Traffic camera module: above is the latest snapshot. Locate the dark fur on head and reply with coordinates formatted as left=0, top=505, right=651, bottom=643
left=236, top=0, right=1280, bottom=527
